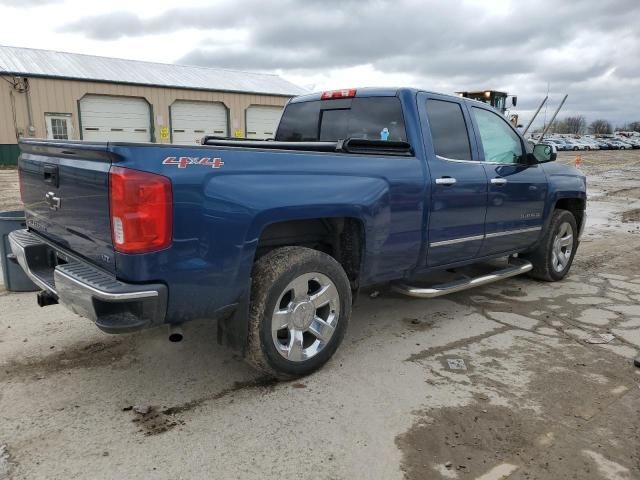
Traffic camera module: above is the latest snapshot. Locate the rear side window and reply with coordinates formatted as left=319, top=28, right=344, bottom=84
left=276, top=97, right=407, bottom=142
left=425, top=99, right=472, bottom=160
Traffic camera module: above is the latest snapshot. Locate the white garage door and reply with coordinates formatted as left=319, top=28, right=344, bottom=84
left=80, top=95, right=151, bottom=142
left=246, top=106, right=283, bottom=139
left=170, top=101, right=228, bottom=145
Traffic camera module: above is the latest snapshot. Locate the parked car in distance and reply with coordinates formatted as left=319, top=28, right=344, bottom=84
left=616, top=137, right=640, bottom=149
left=575, top=138, right=601, bottom=150
left=594, top=139, right=613, bottom=150
left=544, top=138, right=570, bottom=151
left=561, top=139, right=579, bottom=151
left=566, top=138, right=593, bottom=150
left=608, top=139, right=631, bottom=150
left=596, top=138, right=619, bottom=149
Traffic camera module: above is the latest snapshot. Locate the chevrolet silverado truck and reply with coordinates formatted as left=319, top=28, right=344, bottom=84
left=9, top=88, right=586, bottom=378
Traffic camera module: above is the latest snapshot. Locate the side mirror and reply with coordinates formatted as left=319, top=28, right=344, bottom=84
left=512, top=96, right=518, bottom=107
left=531, top=143, right=556, bottom=163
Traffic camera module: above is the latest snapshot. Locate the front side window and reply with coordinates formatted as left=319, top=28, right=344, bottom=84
left=472, top=108, right=524, bottom=164
left=276, top=97, right=407, bottom=142
left=425, top=99, right=472, bottom=160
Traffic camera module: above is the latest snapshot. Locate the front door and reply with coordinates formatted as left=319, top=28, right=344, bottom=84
left=419, top=94, right=488, bottom=267
left=469, top=106, right=547, bottom=256
left=44, top=114, right=73, bottom=140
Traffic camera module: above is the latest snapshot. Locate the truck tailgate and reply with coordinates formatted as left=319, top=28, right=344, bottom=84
left=19, top=141, right=117, bottom=273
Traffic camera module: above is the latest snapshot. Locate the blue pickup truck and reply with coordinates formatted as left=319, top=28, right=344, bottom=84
left=9, top=87, right=586, bottom=378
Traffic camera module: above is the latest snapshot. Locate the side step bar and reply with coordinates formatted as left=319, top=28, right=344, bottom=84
left=392, top=259, right=533, bottom=299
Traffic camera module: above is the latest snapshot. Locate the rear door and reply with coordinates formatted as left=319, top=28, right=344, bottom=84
left=419, top=93, right=488, bottom=267
left=19, top=141, right=116, bottom=273
left=469, top=106, right=547, bottom=256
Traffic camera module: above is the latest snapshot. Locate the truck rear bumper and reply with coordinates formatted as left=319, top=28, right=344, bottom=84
left=8, top=229, right=167, bottom=333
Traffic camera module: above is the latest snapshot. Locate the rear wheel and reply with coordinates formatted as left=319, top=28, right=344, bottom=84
left=521, top=209, right=578, bottom=282
left=245, top=247, right=352, bottom=378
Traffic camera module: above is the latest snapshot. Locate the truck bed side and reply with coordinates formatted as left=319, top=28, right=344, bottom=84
left=108, top=142, right=426, bottom=323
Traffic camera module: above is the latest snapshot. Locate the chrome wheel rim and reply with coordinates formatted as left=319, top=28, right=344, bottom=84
left=551, top=221, right=574, bottom=273
left=271, top=272, right=340, bottom=362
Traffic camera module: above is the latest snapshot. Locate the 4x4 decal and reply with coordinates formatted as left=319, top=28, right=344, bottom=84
left=162, top=156, right=224, bottom=169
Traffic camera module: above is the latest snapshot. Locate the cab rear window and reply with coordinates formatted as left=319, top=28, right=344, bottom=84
left=275, top=97, right=407, bottom=142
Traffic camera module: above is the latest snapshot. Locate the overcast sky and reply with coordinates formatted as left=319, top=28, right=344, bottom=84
left=1, top=0, right=639, bottom=128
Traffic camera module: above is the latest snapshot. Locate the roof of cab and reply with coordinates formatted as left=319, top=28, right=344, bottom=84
left=289, top=86, right=477, bottom=104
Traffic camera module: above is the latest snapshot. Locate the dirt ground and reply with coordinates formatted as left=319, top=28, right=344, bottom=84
left=0, top=151, right=639, bottom=480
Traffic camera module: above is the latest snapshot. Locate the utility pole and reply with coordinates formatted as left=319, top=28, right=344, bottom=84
left=539, top=94, right=568, bottom=142
left=522, top=96, right=549, bottom=137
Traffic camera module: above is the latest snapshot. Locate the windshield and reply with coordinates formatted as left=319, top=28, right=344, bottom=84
left=275, top=96, right=407, bottom=142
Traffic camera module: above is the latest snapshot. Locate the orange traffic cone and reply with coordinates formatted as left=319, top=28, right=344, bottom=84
left=575, top=155, right=582, bottom=168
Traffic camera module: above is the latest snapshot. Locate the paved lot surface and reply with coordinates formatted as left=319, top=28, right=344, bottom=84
left=1, top=151, right=639, bottom=480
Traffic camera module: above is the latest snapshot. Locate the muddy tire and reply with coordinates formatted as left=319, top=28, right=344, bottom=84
left=522, top=209, right=578, bottom=282
left=245, top=247, right=352, bottom=379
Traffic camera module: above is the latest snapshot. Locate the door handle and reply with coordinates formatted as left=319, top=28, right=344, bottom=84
left=435, top=177, right=457, bottom=186
left=490, top=178, right=508, bottom=186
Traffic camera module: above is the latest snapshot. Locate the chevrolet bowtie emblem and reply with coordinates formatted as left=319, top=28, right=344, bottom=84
left=45, top=191, right=61, bottom=210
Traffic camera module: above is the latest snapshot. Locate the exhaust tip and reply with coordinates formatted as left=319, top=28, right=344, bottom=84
left=168, top=325, right=183, bottom=343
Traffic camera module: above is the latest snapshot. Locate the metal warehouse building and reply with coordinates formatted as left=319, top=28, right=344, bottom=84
left=0, top=45, right=306, bottom=165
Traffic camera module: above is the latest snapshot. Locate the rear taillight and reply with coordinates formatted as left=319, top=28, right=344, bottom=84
left=109, top=166, right=172, bottom=254
left=320, top=89, right=356, bottom=100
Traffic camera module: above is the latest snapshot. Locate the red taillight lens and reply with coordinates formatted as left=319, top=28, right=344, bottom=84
left=320, top=89, right=357, bottom=100
left=109, top=166, right=172, bottom=254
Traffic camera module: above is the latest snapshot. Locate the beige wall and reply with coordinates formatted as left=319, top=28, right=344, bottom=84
left=0, top=75, right=290, bottom=144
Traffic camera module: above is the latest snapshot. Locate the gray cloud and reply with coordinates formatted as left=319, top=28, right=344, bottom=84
left=63, top=11, right=143, bottom=40
left=0, top=0, right=60, bottom=6
left=61, top=0, right=640, bottom=124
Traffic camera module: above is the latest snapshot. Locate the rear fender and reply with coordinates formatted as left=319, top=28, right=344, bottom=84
left=212, top=174, right=387, bottom=351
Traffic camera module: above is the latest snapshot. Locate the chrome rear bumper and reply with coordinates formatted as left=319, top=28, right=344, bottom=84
left=8, top=229, right=167, bottom=333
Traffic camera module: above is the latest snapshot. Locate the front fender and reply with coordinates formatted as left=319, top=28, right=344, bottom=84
left=541, top=163, right=587, bottom=229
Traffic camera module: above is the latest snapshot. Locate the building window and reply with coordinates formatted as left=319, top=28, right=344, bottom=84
left=51, top=118, right=68, bottom=140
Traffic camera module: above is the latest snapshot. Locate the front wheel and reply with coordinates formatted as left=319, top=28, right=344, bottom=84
left=521, top=209, right=578, bottom=282
left=245, top=247, right=352, bottom=378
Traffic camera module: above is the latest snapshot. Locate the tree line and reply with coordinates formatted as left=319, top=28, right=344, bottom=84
left=534, top=117, right=640, bottom=135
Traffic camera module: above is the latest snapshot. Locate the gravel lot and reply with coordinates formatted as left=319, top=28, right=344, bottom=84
left=1, top=151, right=639, bottom=480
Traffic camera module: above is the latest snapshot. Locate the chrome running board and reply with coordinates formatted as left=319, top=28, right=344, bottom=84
left=392, top=258, right=533, bottom=299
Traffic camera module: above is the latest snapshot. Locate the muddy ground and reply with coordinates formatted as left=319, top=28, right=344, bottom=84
left=0, top=150, right=639, bottom=480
